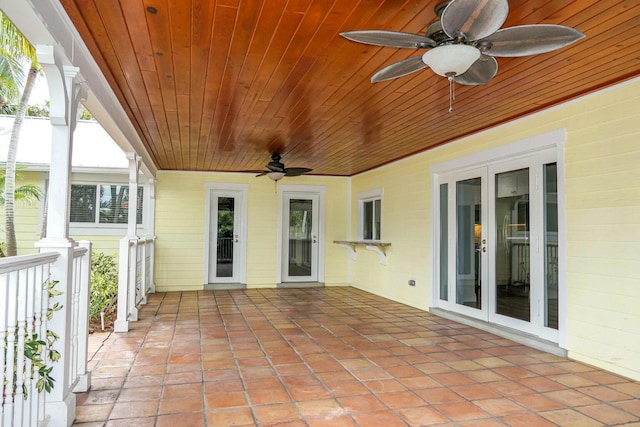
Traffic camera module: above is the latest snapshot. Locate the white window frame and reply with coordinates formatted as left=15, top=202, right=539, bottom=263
left=68, top=173, right=150, bottom=236
left=357, top=188, right=383, bottom=242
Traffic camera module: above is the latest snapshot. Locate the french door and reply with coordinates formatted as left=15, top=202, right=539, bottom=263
left=281, top=192, right=320, bottom=282
left=436, top=150, right=560, bottom=341
left=207, top=186, right=247, bottom=284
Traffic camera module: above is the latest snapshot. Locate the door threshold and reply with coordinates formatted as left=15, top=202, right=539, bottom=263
left=430, top=307, right=567, bottom=357
left=205, top=283, right=246, bottom=290
left=277, top=282, right=324, bottom=288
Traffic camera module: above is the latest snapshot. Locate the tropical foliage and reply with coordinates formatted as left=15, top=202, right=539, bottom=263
left=1, top=100, right=95, bottom=119
left=89, top=251, right=118, bottom=324
left=0, top=49, right=23, bottom=108
left=0, top=167, right=43, bottom=205
left=1, top=10, right=40, bottom=256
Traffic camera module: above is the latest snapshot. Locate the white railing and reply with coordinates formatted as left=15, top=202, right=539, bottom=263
left=114, top=236, right=155, bottom=333
left=217, top=237, right=233, bottom=262
left=70, top=242, right=92, bottom=393
left=1, top=252, right=58, bottom=427
left=135, top=237, right=155, bottom=308
left=0, top=243, right=91, bottom=427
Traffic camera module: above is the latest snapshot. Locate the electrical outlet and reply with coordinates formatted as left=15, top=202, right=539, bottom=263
left=408, top=279, right=416, bottom=287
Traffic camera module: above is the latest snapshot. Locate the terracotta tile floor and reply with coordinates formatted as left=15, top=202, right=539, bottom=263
left=74, top=287, right=640, bottom=426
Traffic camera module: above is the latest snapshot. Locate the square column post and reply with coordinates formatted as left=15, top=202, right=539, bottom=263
left=34, top=44, right=86, bottom=427
left=146, top=179, right=157, bottom=292
left=114, top=153, right=141, bottom=332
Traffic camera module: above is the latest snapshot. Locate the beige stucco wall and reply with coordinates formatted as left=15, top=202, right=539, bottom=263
left=154, top=171, right=350, bottom=291
left=350, top=77, right=640, bottom=381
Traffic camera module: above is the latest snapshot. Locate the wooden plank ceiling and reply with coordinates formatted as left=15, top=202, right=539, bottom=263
left=59, top=0, right=640, bottom=176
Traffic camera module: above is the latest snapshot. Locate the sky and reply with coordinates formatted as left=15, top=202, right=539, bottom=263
left=30, top=73, right=49, bottom=105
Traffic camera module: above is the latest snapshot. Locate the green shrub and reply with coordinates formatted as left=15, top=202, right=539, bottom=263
left=90, top=251, right=118, bottom=322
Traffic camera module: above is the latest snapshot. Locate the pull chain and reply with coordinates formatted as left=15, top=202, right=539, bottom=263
left=448, top=76, right=456, bottom=113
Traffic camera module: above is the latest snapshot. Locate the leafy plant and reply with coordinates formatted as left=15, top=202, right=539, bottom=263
left=89, top=251, right=118, bottom=323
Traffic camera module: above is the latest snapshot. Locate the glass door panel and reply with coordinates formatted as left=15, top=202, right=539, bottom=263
left=216, top=197, right=235, bottom=278
left=439, top=184, right=449, bottom=302
left=544, top=163, right=559, bottom=329
left=494, top=168, right=530, bottom=322
left=456, top=177, right=482, bottom=310
left=208, top=188, right=246, bottom=284
left=288, top=199, right=313, bottom=277
left=282, top=193, right=319, bottom=282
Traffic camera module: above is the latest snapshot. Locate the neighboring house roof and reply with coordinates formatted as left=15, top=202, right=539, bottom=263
left=0, top=115, right=128, bottom=170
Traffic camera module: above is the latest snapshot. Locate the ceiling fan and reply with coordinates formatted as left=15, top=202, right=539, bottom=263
left=250, top=153, right=313, bottom=181
left=341, top=0, right=584, bottom=108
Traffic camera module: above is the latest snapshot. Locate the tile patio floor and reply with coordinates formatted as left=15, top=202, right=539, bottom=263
left=74, top=287, right=640, bottom=426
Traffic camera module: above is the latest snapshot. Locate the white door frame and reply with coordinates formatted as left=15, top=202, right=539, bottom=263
left=430, top=129, right=567, bottom=346
left=440, top=167, right=489, bottom=320
left=277, top=185, right=326, bottom=284
left=204, top=183, right=249, bottom=284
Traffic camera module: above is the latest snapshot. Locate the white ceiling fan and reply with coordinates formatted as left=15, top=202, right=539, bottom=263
left=341, top=0, right=585, bottom=110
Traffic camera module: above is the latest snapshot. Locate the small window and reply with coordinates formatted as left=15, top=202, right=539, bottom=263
left=70, top=183, right=143, bottom=225
left=358, top=189, right=383, bottom=241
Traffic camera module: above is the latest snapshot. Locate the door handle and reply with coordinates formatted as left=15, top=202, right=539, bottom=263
left=313, top=235, right=317, bottom=243
left=476, top=246, right=486, bottom=253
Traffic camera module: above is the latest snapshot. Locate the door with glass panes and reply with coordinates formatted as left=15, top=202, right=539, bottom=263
left=282, top=192, right=320, bottom=282
left=437, top=150, right=559, bottom=341
left=208, top=189, right=246, bottom=284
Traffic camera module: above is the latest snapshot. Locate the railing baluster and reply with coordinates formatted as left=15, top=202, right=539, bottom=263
left=0, top=271, right=8, bottom=427
left=3, top=270, right=18, bottom=426
left=14, top=267, right=29, bottom=426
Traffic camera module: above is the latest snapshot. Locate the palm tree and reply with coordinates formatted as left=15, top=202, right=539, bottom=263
left=0, top=11, right=40, bottom=256
left=0, top=50, right=23, bottom=109
left=0, top=168, right=42, bottom=205
left=0, top=168, right=42, bottom=257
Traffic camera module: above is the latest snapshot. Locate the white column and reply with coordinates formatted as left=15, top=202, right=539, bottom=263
left=34, top=44, right=86, bottom=427
left=147, top=179, right=157, bottom=292
left=126, top=152, right=141, bottom=237
left=114, top=153, right=141, bottom=331
left=73, top=240, right=92, bottom=393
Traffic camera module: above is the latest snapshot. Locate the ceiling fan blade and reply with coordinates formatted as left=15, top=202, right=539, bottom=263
left=284, top=167, right=313, bottom=177
left=453, top=54, right=498, bottom=85
left=267, top=163, right=284, bottom=172
left=340, top=30, right=435, bottom=48
left=481, top=24, right=585, bottom=57
left=371, top=56, right=428, bottom=83
left=441, top=0, right=509, bottom=41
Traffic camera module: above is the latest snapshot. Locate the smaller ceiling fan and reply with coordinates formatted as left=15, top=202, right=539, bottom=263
left=340, top=0, right=585, bottom=110
left=249, top=153, right=313, bottom=181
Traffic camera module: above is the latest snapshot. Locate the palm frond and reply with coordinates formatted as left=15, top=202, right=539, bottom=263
left=0, top=167, right=43, bottom=205
left=0, top=11, right=38, bottom=67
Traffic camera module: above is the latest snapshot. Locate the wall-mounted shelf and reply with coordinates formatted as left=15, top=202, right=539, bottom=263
left=333, top=240, right=391, bottom=265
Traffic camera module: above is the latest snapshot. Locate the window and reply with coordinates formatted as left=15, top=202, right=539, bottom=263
left=70, top=184, right=143, bottom=225
left=358, top=189, right=383, bottom=241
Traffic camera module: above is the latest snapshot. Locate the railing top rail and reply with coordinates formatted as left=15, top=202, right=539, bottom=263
left=73, top=247, right=89, bottom=258
left=0, top=252, right=60, bottom=273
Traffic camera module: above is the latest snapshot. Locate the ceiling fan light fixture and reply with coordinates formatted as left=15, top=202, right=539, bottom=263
left=267, top=171, right=285, bottom=181
left=422, top=44, right=480, bottom=77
